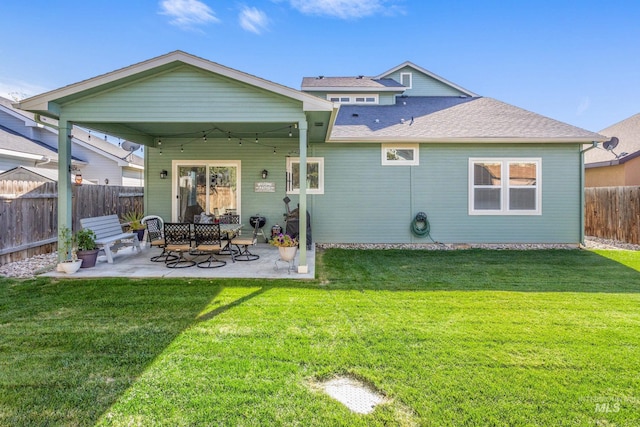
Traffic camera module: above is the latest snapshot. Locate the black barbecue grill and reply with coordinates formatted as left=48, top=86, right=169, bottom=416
left=249, top=214, right=268, bottom=242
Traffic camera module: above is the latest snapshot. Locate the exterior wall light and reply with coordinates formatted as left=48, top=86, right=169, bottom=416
left=261, top=169, right=268, bottom=179
left=74, top=173, right=83, bottom=185
left=160, top=170, right=168, bottom=179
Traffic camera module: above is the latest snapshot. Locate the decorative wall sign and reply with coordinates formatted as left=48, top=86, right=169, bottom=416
left=254, top=182, right=276, bottom=192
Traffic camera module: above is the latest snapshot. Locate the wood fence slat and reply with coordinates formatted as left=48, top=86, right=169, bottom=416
left=0, top=180, right=143, bottom=264
left=585, top=186, right=640, bottom=245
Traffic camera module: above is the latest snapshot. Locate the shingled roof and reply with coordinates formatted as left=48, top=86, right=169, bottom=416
left=329, top=96, right=605, bottom=142
left=584, top=113, right=640, bottom=165
left=301, top=76, right=405, bottom=91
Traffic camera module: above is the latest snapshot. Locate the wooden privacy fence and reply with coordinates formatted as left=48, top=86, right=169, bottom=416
left=585, top=186, right=640, bottom=244
left=0, top=180, right=143, bottom=264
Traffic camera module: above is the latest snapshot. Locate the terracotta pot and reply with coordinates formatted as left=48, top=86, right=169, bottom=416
left=278, top=246, right=297, bottom=261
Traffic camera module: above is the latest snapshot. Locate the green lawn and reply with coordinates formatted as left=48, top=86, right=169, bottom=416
left=1, top=249, right=639, bottom=426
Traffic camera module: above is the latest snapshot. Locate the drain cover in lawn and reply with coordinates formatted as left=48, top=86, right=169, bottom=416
left=319, top=377, right=385, bottom=414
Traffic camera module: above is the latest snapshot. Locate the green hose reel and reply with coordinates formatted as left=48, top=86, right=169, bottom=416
left=411, top=211, right=431, bottom=238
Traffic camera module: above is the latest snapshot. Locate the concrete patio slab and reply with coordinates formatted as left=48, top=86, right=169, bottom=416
left=43, top=243, right=315, bottom=279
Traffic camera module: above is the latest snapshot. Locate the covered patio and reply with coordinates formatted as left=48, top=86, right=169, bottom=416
left=43, top=243, right=315, bottom=279
left=17, top=51, right=334, bottom=275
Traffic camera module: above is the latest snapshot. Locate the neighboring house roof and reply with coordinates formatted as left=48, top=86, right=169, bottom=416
left=376, top=61, right=478, bottom=97
left=1, top=96, right=143, bottom=167
left=328, top=96, right=604, bottom=143
left=0, top=123, right=60, bottom=161
left=584, top=113, right=640, bottom=166
left=0, top=165, right=91, bottom=184
left=301, top=76, right=406, bottom=92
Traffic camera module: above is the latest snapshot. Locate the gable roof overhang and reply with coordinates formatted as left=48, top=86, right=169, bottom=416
left=17, top=51, right=334, bottom=118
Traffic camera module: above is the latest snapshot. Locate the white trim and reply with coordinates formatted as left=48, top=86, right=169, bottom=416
left=381, top=144, right=419, bottom=166
left=468, top=158, right=542, bottom=216
left=171, top=160, right=242, bottom=222
left=286, top=157, right=324, bottom=195
left=326, top=94, right=379, bottom=104
left=400, top=72, right=412, bottom=89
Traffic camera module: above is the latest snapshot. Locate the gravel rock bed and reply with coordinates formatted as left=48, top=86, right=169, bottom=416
left=1, top=237, right=637, bottom=279
left=0, top=252, right=58, bottom=279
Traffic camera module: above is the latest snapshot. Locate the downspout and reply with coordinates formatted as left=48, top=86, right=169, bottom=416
left=580, top=141, right=598, bottom=246
left=34, top=156, right=51, bottom=167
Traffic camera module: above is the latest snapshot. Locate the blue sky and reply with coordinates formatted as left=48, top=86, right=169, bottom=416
left=1, top=0, right=638, bottom=131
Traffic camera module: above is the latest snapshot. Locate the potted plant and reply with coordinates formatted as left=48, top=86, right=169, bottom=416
left=122, top=210, right=146, bottom=241
left=270, top=233, right=298, bottom=261
left=57, top=226, right=82, bottom=274
left=75, top=228, right=99, bottom=268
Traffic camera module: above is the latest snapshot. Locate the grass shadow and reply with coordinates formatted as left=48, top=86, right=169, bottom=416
left=0, top=277, right=223, bottom=426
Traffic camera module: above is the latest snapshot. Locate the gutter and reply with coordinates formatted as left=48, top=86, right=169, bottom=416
left=580, top=141, right=599, bottom=245
left=34, top=114, right=59, bottom=129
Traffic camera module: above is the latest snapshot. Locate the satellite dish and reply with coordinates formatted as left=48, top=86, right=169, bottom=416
left=603, top=137, right=619, bottom=151
left=121, top=140, right=141, bottom=152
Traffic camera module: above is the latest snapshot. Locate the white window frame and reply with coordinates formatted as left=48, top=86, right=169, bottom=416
left=326, top=94, right=379, bottom=104
left=382, top=144, right=419, bottom=166
left=468, top=158, right=542, bottom=216
left=286, top=157, right=324, bottom=195
left=400, top=72, right=412, bottom=89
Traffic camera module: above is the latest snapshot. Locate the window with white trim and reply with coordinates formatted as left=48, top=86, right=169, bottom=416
left=286, top=157, right=324, bottom=194
left=400, top=72, right=412, bottom=89
left=327, top=94, right=379, bottom=104
left=469, top=158, right=541, bottom=215
left=382, top=144, right=419, bottom=166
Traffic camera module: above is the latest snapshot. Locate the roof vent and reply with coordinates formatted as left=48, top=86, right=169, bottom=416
left=357, top=75, right=364, bottom=79
left=318, top=75, right=324, bottom=79
left=352, top=113, right=359, bottom=117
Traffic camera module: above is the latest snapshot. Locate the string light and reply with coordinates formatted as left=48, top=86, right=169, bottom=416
left=158, top=137, right=162, bottom=146
left=239, top=138, right=242, bottom=146
left=255, top=133, right=259, bottom=143
left=203, top=131, right=207, bottom=142
left=180, top=145, right=184, bottom=153
left=288, top=126, right=292, bottom=137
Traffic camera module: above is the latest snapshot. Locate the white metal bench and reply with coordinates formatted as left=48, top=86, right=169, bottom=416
left=79, top=214, right=141, bottom=264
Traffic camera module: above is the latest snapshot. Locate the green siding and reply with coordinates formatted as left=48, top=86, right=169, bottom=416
left=145, top=138, right=302, bottom=234
left=311, top=143, right=581, bottom=244
left=62, top=65, right=305, bottom=122
left=147, top=141, right=582, bottom=244
left=386, top=66, right=467, bottom=97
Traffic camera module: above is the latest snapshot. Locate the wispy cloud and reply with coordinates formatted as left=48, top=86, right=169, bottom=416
left=0, top=78, right=49, bottom=101
left=285, top=0, right=400, bottom=19
left=159, top=0, right=219, bottom=30
left=239, top=7, right=269, bottom=34
left=576, top=96, right=591, bottom=116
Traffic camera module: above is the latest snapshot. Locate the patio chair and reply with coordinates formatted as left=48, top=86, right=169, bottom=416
left=163, top=222, right=196, bottom=268
left=193, top=223, right=227, bottom=268
left=231, top=220, right=260, bottom=261
left=142, top=216, right=178, bottom=263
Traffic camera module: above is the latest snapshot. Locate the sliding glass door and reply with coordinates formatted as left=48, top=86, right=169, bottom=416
left=173, top=161, right=241, bottom=222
